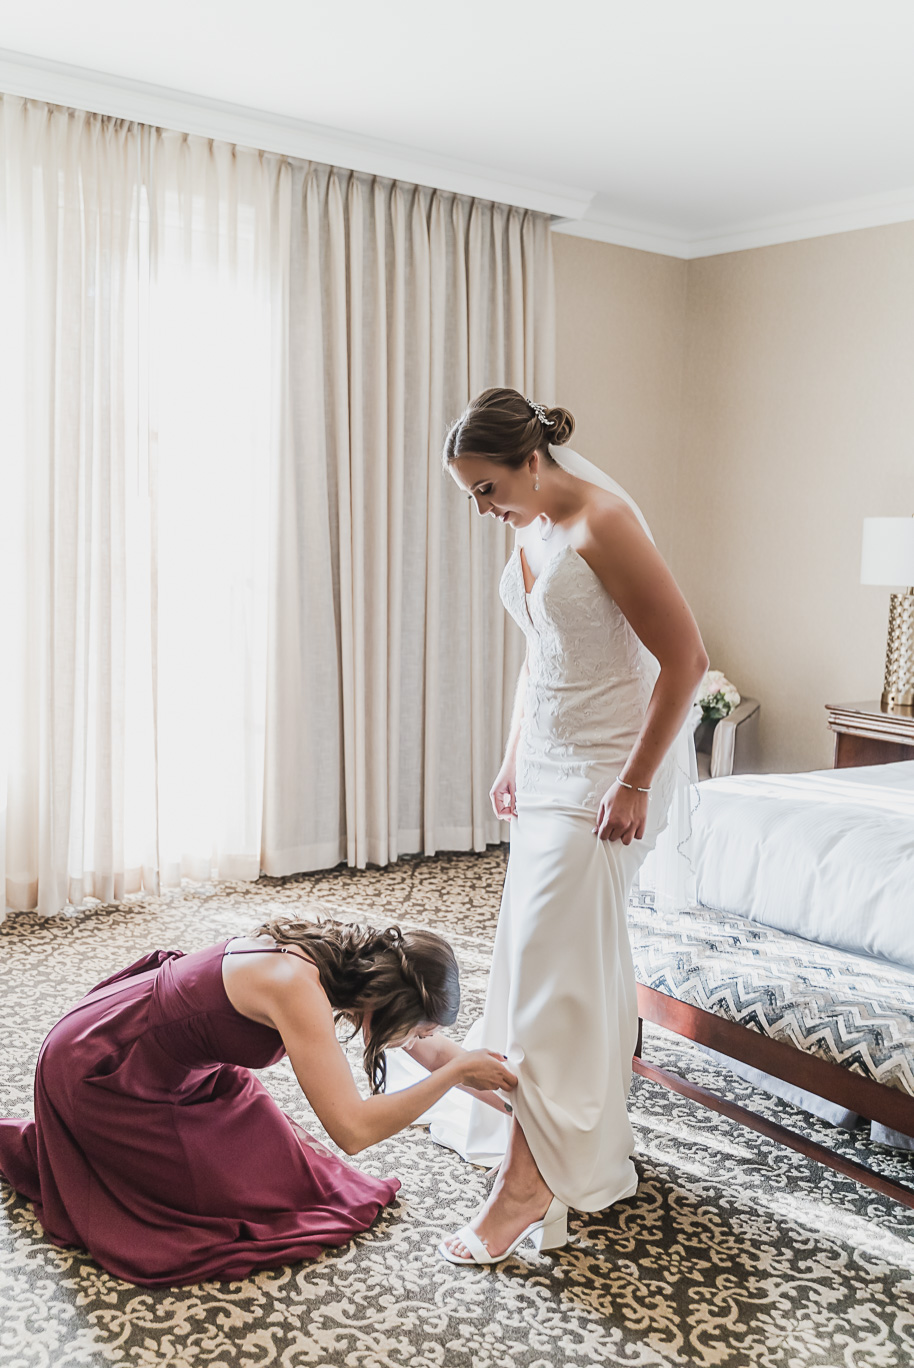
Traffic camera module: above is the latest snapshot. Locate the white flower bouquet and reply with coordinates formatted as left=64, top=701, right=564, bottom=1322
left=697, top=669, right=741, bottom=722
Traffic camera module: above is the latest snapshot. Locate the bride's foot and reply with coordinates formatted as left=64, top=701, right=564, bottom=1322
left=442, top=1177, right=562, bottom=1262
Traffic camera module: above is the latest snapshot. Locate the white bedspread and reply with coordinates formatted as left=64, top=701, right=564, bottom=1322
left=691, top=759, right=914, bottom=971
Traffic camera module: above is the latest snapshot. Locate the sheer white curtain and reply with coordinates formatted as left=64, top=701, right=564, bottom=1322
left=0, top=93, right=553, bottom=916
left=1, top=100, right=158, bottom=914
left=151, top=135, right=287, bottom=886
left=1, top=98, right=286, bottom=913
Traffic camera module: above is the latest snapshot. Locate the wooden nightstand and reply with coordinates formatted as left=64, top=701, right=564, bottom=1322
left=825, top=700, right=914, bottom=768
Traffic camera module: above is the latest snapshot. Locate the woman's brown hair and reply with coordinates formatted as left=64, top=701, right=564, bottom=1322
left=443, top=387, right=575, bottom=470
left=251, top=916, right=460, bottom=1093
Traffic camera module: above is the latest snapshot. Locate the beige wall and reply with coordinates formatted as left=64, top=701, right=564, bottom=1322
left=554, top=224, right=914, bottom=773
left=678, top=226, right=914, bottom=771
left=553, top=234, right=688, bottom=557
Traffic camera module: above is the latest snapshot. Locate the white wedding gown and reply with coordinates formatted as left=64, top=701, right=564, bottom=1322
left=389, top=448, right=691, bottom=1211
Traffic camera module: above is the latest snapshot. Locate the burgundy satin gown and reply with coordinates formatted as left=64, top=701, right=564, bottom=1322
left=0, top=942, right=400, bottom=1286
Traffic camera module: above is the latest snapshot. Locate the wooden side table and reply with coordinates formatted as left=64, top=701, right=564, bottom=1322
left=825, top=700, right=914, bottom=768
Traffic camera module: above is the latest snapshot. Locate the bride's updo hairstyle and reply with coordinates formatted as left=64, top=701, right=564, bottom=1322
left=251, top=916, right=460, bottom=1093
left=443, top=387, right=575, bottom=471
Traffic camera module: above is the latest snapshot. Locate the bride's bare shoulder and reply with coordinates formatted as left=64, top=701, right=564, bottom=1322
left=577, top=488, right=643, bottom=541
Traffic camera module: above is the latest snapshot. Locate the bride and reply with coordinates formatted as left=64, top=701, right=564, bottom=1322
left=398, top=388, right=707, bottom=1266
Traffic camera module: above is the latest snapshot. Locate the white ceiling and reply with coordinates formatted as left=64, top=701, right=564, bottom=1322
left=3, top=0, right=914, bottom=257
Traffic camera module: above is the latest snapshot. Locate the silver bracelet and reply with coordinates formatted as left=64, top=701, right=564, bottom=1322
left=616, top=776, right=651, bottom=793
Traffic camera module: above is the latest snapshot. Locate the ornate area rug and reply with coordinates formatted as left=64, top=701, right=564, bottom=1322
left=2, top=849, right=914, bottom=1368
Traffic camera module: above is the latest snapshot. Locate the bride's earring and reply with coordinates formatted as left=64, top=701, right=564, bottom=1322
left=533, top=475, right=540, bottom=491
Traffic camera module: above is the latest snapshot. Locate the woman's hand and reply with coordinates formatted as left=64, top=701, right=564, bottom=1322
left=489, top=755, right=517, bottom=821
left=594, top=781, right=648, bottom=845
left=458, top=1049, right=518, bottom=1093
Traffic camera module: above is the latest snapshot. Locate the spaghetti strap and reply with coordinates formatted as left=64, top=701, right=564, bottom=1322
left=222, top=941, right=313, bottom=964
left=223, top=946, right=291, bottom=956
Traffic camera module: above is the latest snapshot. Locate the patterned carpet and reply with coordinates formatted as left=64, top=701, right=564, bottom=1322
left=1, top=849, right=914, bottom=1368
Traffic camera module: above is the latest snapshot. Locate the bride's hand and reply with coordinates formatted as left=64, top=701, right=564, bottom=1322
left=489, top=756, right=517, bottom=821
left=594, top=782, right=648, bottom=845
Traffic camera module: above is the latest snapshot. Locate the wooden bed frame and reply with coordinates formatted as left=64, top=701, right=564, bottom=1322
left=634, top=985, right=914, bottom=1209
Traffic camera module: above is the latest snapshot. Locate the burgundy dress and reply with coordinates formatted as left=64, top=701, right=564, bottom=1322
left=0, top=942, right=400, bottom=1286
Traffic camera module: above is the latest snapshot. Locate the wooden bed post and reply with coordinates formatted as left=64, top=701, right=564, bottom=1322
left=633, top=986, right=914, bottom=1210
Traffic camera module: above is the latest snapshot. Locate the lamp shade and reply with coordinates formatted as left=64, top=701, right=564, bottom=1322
left=860, top=517, right=914, bottom=586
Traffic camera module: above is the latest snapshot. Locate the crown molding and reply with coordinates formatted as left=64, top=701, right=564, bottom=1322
left=0, top=48, right=594, bottom=220
left=7, top=47, right=914, bottom=258
left=552, top=186, right=914, bottom=259
left=550, top=213, right=693, bottom=258
left=683, top=188, right=914, bottom=257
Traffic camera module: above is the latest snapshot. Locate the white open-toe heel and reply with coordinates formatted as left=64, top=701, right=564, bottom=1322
left=437, top=1196, right=568, bottom=1266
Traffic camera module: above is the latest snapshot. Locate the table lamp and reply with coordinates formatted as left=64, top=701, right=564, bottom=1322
left=860, top=516, right=914, bottom=711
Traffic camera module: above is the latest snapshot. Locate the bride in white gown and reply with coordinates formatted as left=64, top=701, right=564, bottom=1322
left=393, top=389, right=707, bottom=1265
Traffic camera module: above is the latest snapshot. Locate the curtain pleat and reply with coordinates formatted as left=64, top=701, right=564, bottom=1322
left=386, top=185, right=407, bottom=864
left=1, top=92, right=554, bottom=914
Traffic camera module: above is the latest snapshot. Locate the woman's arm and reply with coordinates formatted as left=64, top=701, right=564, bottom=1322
left=504, top=652, right=529, bottom=761
left=264, top=962, right=517, bottom=1154
left=403, top=1032, right=513, bottom=1115
left=578, top=500, right=708, bottom=842
left=490, top=652, right=528, bottom=820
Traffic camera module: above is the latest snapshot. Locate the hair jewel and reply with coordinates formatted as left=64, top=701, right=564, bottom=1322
left=526, top=398, right=555, bottom=427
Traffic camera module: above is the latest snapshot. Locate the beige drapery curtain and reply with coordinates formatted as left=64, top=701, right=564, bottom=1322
left=268, top=163, right=553, bottom=871
left=0, top=93, right=554, bottom=915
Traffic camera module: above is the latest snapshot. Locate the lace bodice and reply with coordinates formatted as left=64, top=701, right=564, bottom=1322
left=500, top=543, right=663, bottom=810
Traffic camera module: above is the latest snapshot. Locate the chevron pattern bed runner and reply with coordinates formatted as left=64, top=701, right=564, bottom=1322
left=628, top=897, right=914, bottom=1096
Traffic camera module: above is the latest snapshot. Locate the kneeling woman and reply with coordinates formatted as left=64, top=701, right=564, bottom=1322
left=0, top=920, right=515, bottom=1287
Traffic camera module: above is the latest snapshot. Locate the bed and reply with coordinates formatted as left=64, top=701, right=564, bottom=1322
left=687, top=760, right=914, bottom=970
left=629, top=758, right=914, bottom=1208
